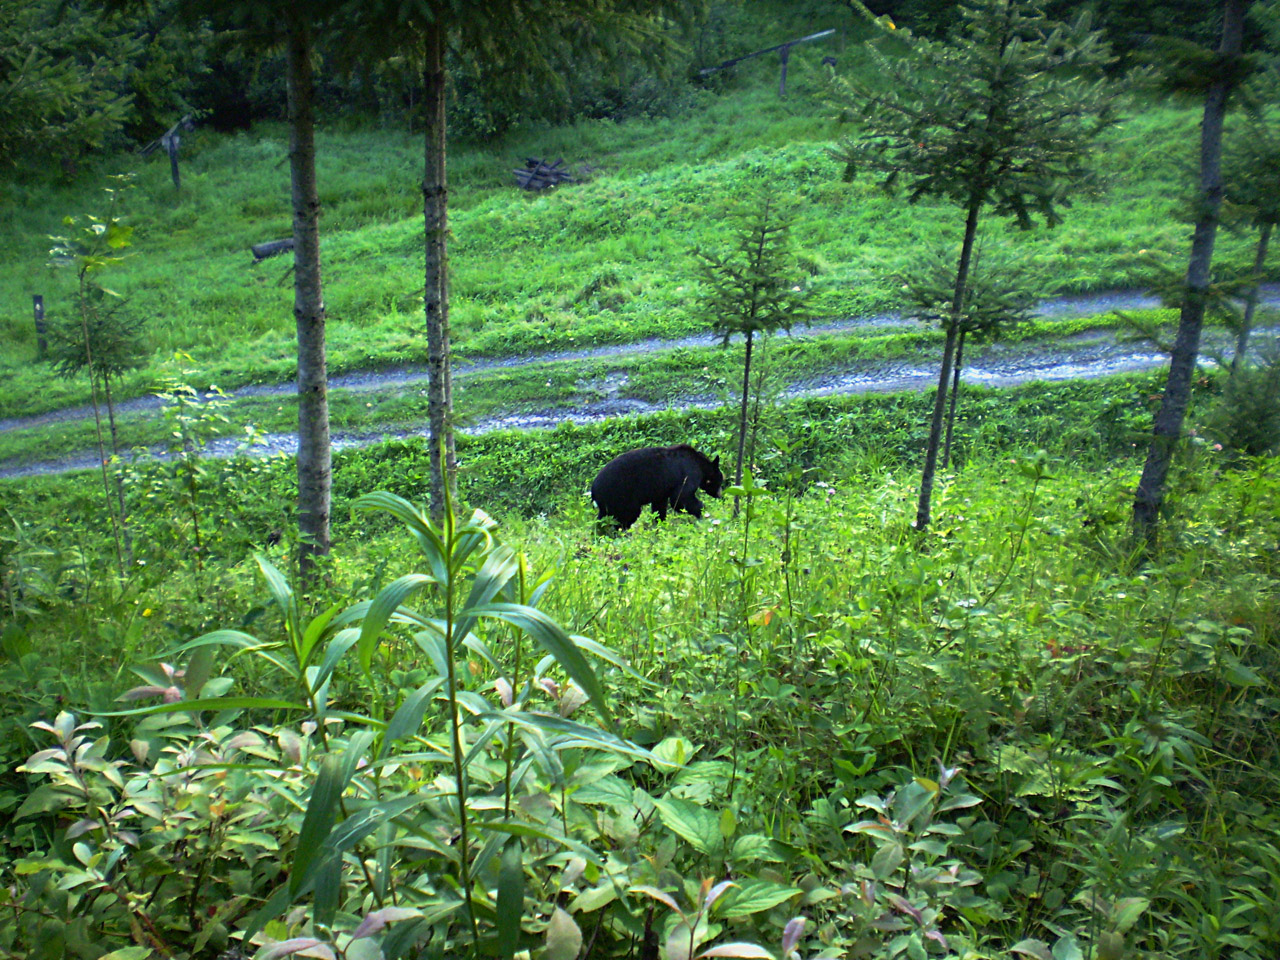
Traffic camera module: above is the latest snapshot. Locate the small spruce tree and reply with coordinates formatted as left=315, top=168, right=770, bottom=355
left=696, top=194, right=809, bottom=499
left=897, top=246, right=1035, bottom=468
left=1222, top=103, right=1280, bottom=372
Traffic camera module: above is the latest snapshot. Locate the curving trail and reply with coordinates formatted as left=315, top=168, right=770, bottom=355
left=1, top=286, right=1277, bottom=480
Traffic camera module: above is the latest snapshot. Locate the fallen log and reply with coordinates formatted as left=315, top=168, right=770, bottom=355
left=251, top=238, right=294, bottom=262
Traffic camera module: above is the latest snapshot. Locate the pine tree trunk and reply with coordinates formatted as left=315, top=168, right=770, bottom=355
left=1133, top=0, right=1245, bottom=543
left=917, top=200, right=982, bottom=530
left=423, top=21, right=453, bottom=522
left=79, top=278, right=124, bottom=578
left=943, top=328, right=967, bottom=470
left=287, top=14, right=333, bottom=583
left=735, top=329, right=754, bottom=487
left=102, top=371, right=132, bottom=563
left=1234, top=220, right=1272, bottom=373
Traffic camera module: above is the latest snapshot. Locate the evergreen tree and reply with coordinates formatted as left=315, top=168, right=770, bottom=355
left=833, top=0, right=1116, bottom=529
left=1222, top=102, right=1280, bottom=371
left=696, top=194, right=809, bottom=496
left=896, top=247, right=1035, bottom=468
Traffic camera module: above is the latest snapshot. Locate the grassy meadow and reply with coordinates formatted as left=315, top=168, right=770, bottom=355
left=2, top=21, right=1280, bottom=960
left=0, top=42, right=1233, bottom=425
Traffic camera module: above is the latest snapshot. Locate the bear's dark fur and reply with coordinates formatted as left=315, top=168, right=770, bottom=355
left=590, top=444, right=724, bottom=530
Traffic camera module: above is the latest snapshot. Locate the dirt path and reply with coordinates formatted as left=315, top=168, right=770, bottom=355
left=3, top=286, right=1242, bottom=436
left=2, top=287, right=1276, bottom=481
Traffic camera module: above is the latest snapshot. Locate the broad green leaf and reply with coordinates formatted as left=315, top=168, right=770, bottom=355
left=312, top=629, right=361, bottom=693
left=571, top=882, right=619, bottom=913
left=731, top=834, right=789, bottom=864
left=717, top=879, right=801, bottom=918
left=496, top=839, right=523, bottom=960
left=256, top=556, right=300, bottom=642
left=467, top=602, right=612, bottom=727
left=697, top=944, right=775, bottom=959
left=358, top=574, right=436, bottom=676
left=97, top=696, right=304, bottom=717
left=15, top=784, right=77, bottom=820
left=871, top=841, right=904, bottom=879
left=631, top=885, right=684, bottom=915
left=479, top=710, right=652, bottom=761
left=891, top=781, right=935, bottom=828
left=571, top=774, right=636, bottom=808
left=293, top=756, right=344, bottom=895
left=379, top=677, right=447, bottom=758
left=325, top=796, right=425, bottom=853
left=651, top=737, right=697, bottom=770
left=354, top=492, right=448, bottom=583
left=98, top=948, right=154, bottom=960
left=544, top=908, right=582, bottom=960
left=1112, top=897, right=1150, bottom=933
left=298, top=603, right=342, bottom=671
left=183, top=644, right=217, bottom=701
left=313, top=854, right=342, bottom=932
left=455, top=545, right=519, bottom=641
left=653, top=796, right=722, bottom=856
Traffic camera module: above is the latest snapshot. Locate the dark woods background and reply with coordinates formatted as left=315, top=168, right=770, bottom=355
left=1, top=0, right=1259, bottom=181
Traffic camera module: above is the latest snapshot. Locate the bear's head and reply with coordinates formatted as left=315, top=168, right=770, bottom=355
left=703, top=455, right=724, bottom=499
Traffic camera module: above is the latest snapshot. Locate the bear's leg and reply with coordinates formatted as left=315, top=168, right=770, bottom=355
left=678, top=493, right=703, bottom=518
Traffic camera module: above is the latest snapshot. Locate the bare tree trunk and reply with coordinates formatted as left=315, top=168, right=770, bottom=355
left=732, top=329, right=755, bottom=519
left=917, top=200, right=981, bottom=530
left=423, top=21, right=454, bottom=522
left=78, top=278, right=125, bottom=579
left=735, top=329, right=754, bottom=487
left=102, top=370, right=132, bottom=563
left=1133, top=0, right=1245, bottom=544
left=943, top=328, right=967, bottom=469
left=287, top=13, right=333, bottom=582
left=1234, top=220, right=1272, bottom=373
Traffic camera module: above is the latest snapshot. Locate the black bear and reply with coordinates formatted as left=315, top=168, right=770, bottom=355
left=590, top=444, right=724, bottom=530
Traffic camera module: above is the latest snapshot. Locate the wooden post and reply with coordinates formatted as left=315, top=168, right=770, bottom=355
left=162, top=129, right=181, bottom=191
left=779, top=45, right=791, bottom=96
left=33, top=295, right=46, bottom=358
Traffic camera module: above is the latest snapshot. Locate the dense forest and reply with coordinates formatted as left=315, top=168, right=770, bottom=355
left=2, top=1, right=1280, bottom=959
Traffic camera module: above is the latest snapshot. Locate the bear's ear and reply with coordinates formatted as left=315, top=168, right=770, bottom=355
left=713, top=456, right=720, bottom=468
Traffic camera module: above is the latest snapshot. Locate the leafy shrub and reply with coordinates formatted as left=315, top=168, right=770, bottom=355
left=1202, top=354, right=1280, bottom=458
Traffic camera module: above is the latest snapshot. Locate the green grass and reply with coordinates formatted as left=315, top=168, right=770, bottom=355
left=0, top=48, right=1266, bottom=425
left=3, top=380, right=1276, bottom=959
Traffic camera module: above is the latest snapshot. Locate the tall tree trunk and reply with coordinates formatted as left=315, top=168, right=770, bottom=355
left=1133, top=0, right=1245, bottom=543
left=423, top=21, right=454, bottom=522
left=735, top=329, right=754, bottom=487
left=1233, top=220, right=1272, bottom=373
left=732, top=329, right=755, bottom=518
left=942, top=328, right=967, bottom=470
left=287, top=14, right=333, bottom=582
left=917, top=200, right=982, bottom=530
